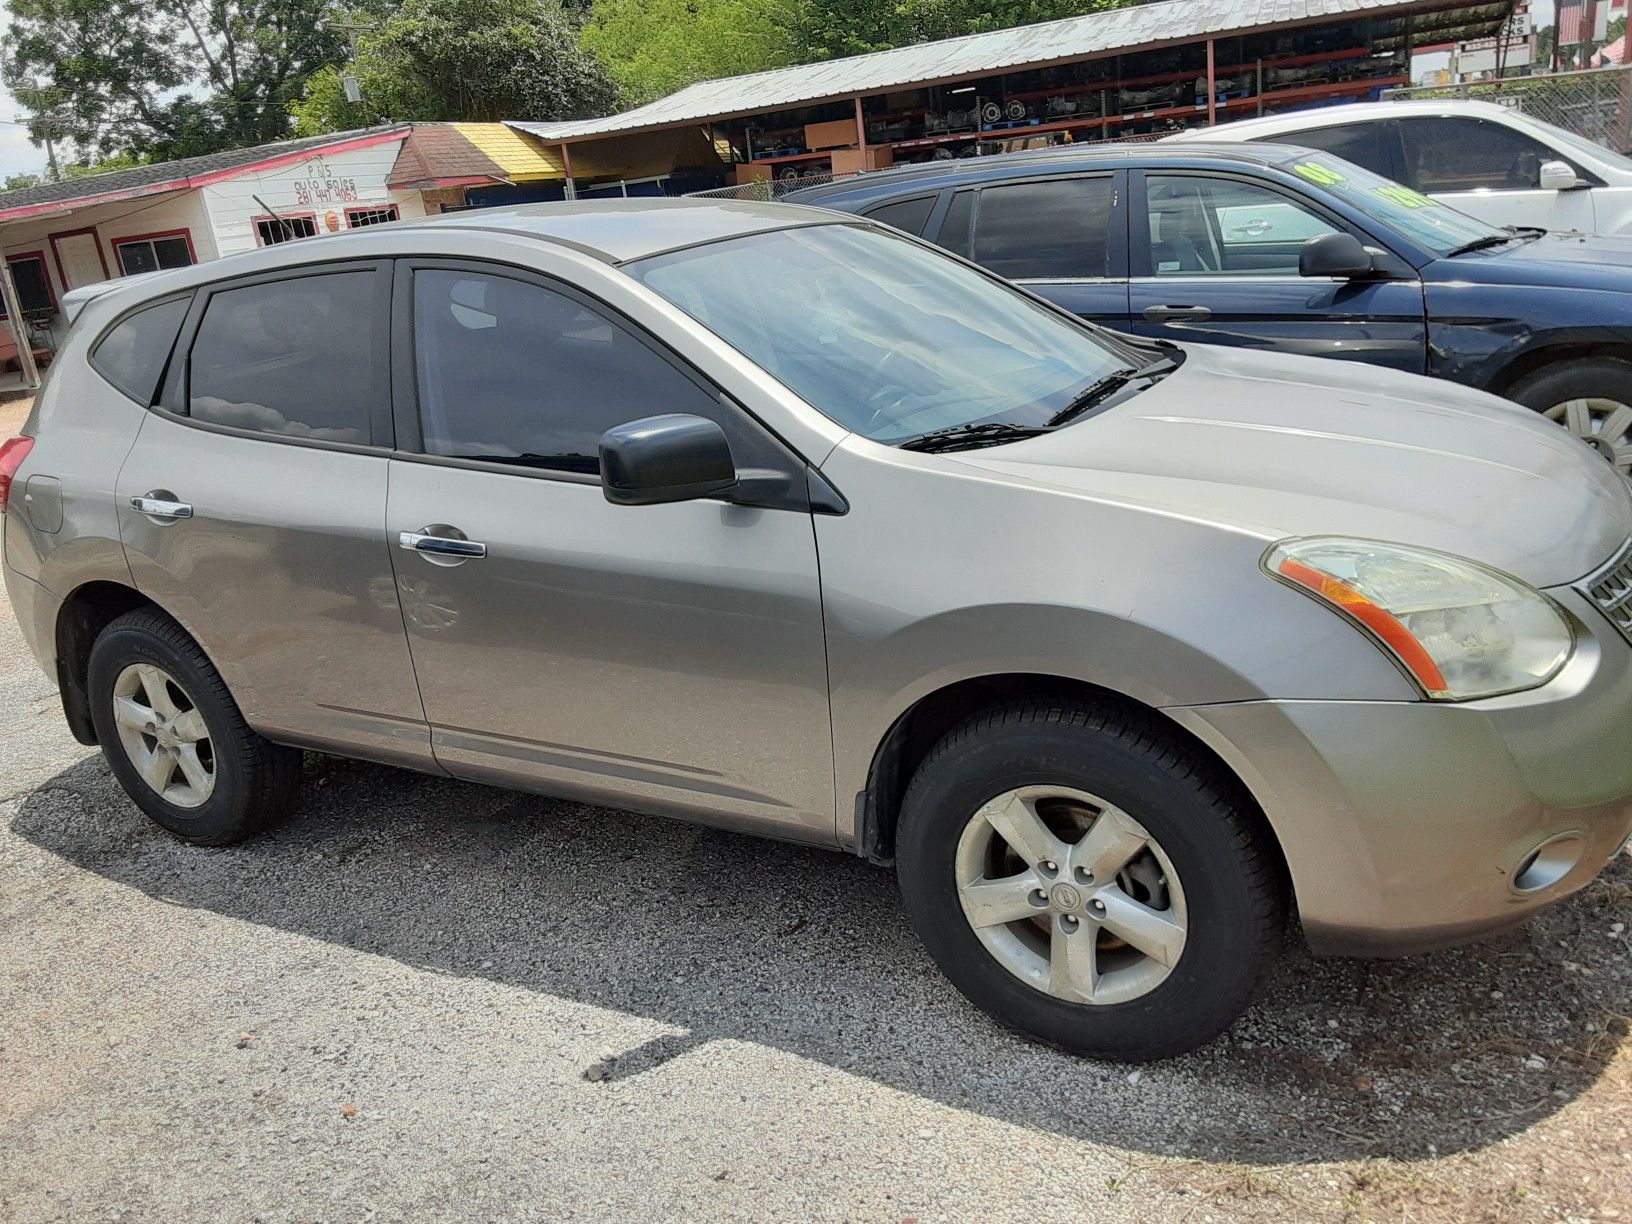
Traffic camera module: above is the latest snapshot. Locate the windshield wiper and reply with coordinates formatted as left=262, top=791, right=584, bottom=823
left=1445, top=228, right=1539, bottom=257
left=1046, top=355, right=1179, bottom=428
left=898, top=421, right=1052, bottom=453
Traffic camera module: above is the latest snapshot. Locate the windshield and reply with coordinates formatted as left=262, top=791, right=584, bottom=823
left=1513, top=112, right=1632, bottom=173
left=1275, top=152, right=1506, bottom=255
left=627, top=223, right=1136, bottom=444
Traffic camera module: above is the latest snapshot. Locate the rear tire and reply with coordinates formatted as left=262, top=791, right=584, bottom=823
left=87, top=609, right=301, bottom=846
left=1508, top=358, right=1632, bottom=476
left=895, top=700, right=1284, bottom=1061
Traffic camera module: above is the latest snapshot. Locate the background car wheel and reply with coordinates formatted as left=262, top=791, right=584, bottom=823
left=895, top=700, right=1285, bottom=1061
left=1508, top=359, right=1632, bottom=477
left=87, top=608, right=302, bottom=846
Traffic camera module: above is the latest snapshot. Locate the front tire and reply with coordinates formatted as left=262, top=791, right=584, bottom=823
left=87, top=609, right=302, bottom=846
left=895, top=701, right=1284, bottom=1061
left=1508, top=358, right=1632, bottom=477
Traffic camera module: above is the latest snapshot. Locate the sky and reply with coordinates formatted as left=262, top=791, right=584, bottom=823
left=0, top=11, right=49, bottom=182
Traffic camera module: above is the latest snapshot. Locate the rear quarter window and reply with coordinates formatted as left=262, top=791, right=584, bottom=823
left=1253, top=122, right=1395, bottom=179
left=89, top=296, right=191, bottom=405
left=862, top=195, right=938, bottom=236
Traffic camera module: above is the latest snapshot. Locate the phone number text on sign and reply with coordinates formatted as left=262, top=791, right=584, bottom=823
left=294, top=176, right=360, bottom=206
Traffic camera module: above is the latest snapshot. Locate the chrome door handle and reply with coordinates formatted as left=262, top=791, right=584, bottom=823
left=399, top=531, right=487, bottom=559
left=1142, top=305, right=1213, bottom=322
left=129, top=495, right=193, bottom=520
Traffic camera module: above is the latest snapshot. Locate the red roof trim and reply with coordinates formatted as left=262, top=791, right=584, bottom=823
left=0, top=128, right=410, bottom=226
left=386, top=174, right=497, bottom=190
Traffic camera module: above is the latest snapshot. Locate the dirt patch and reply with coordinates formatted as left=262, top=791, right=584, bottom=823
left=0, top=395, right=33, bottom=436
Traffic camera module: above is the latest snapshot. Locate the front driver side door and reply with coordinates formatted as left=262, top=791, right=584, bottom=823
left=1126, top=170, right=1428, bottom=373
left=1396, top=115, right=1598, bottom=235
left=384, top=261, right=836, bottom=840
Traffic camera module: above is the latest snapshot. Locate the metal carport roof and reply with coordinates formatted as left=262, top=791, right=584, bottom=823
left=510, top=0, right=1514, bottom=144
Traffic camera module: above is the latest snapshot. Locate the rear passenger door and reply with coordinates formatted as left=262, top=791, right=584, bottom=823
left=114, top=262, right=432, bottom=769
left=929, top=171, right=1131, bottom=328
left=1126, top=169, right=1427, bottom=373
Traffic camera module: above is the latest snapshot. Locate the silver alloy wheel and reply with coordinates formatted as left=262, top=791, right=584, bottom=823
left=955, top=785, right=1187, bottom=1006
left=111, top=663, right=216, bottom=809
left=1545, top=398, right=1632, bottom=476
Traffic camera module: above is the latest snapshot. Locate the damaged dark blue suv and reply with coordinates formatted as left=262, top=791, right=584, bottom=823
left=790, top=142, right=1632, bottom=475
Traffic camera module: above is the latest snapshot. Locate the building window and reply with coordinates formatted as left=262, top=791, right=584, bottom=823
left=254, top=214, right=319, bottom=246
left=114, top=232, right=195, bottom=277
left=345, top=204, right=401, bottom=228
left=0, top=252, right=55, bottom=316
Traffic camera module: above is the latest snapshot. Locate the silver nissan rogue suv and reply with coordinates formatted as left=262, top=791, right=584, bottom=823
left=5, top=200, right=1631, bottom=1060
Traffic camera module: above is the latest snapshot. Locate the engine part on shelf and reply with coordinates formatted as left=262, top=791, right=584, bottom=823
left=1336, top=53, right=1398, bottom=80
left=866, top=120, right=912, bottom=143
left=980, top=101, right=1003, bottom=124
left=1266, top=62, right=1332, bottom=88
left=1119, top=83, right=1186, bottom=110
left=1004, top=100, right=1028, bottom=121
left=1198, top=73, right=1254, bottom=96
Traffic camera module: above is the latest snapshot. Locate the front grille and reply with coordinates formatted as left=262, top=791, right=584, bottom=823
left=1582, top=539, right=1632, bottom=646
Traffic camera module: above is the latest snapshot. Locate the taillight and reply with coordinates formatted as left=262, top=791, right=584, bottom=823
left=0, top=436, right=34, bottom=514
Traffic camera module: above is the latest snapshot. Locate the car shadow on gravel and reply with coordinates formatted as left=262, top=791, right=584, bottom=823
left=13, top=752, right=1631, bottom=1166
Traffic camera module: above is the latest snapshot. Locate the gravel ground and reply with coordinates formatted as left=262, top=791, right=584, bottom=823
left=1, top=396, right=31, bottom=438
left=1, top=450, right=1629, bottom=1220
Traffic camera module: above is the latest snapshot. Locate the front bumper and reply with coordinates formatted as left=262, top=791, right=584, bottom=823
left=1169, top=586, right=1632, bottom=957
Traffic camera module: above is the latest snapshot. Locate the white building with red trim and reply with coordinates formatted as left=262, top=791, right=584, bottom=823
left=0, top=126, right=426, bottom=351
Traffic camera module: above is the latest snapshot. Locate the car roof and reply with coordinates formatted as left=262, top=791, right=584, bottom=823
left=1164, top=98, right=1520, bottom=142
left=61, top=199, right=856, bottom=326
left=397, top=197, right=845, bottom=262
left=785, top=140, right=1305, bottom=203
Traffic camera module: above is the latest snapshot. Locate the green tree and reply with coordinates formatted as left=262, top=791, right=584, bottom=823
left=291, top=0, right=618, bottom=133
left=1, top=0, right=346, bottom=160
left=64, top=151, right=148, bottom=179
left=582, top=0, right=800, bottom=106
left=3, top=172, right=43, bottom=190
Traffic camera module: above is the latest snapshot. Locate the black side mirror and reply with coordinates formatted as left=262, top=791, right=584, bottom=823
left=600, top=414, right=738, bottom=506
left=1299, top=232, right=1375, bottom=279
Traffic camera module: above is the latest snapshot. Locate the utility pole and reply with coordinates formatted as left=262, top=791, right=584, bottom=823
left=37, top=114, right=64, bottom=182
left=16, top=79, right=68, bottom=182
left=331, top=20, right=376, bottom=106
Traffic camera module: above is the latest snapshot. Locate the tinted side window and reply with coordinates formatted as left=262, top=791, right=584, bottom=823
left=188, top=272, right=379, bottom=444
left=863, top=195, right=937, bottom=236
left=972, top=177, right=1114, bottom=279
left=91, top=297, right=190, bottom=404
left=935, top=189, right=975, bottom=258
left=1399, top=117, right=1560, bottom=192
left=412, top=269, right=724, bottom=475
left=1261, top=122, right=1393, bottom=177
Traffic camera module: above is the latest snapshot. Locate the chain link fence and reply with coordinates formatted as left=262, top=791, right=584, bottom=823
left=687, top=172, right=847, bottom=202
left=1384, top=64, right=1632, bottom=154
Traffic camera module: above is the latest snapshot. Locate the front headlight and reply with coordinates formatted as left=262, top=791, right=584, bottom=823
left=1264, top=537, right=1574, bottom=701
